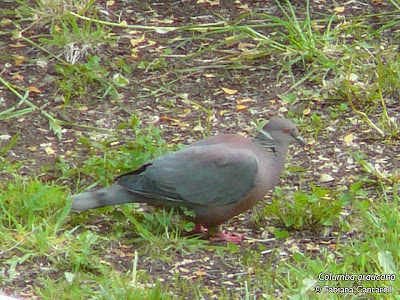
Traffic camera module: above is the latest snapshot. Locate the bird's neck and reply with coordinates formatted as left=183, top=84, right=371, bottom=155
left=252, top=136, right=287, bottom=158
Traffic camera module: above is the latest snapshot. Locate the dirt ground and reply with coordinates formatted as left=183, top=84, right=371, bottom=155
left=1, top=0, right=399, bottom=298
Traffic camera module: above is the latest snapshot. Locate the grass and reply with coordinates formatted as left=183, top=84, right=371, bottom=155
left=1, top=0, right=399, bottom=298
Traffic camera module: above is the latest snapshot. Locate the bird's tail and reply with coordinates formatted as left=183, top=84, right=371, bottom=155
left=71, top=185, right=135, bottom=212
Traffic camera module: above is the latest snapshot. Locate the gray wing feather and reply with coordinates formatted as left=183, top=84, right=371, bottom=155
left=117, top=144, right=258, bottom=207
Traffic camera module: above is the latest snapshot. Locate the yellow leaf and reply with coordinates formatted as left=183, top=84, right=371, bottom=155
left=221, top=87, right=238, bottom=95
left=15, top=55, right=25, bottom=66
left=344, top=133, right=354, bottom=143
left=194, top=270, right=207, bottom=276
left=236, top=104, right=247, bottom=110
left=131, top=51, right=139, bottom=59
left=203, top=73, right=215, bottom=78
left=220, top=110, right=227, bottom=116
left=106, top=0, right=115, bottom=5
left=237, top=4, right=250, bottom=11
left=193, top=124, right=204, bottom=131
left=236, top=98, right=254, bottom=104
left=303, top=108, right=311, bottom=115
left=119, top=20, right=128, bottom=27
left=45, top=146, right=55, bottom=155
left=1, top=18, right=12, bottom=26
left=54, top=24, right=61, bottom=32
left=334, top=6, right=345, bottom=13
left=130, top=34, right=146, bottom=48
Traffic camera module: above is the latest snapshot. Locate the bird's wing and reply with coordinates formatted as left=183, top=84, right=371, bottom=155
left=117, top=144, right=258, bottom=207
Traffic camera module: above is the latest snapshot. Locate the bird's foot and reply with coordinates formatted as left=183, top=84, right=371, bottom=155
left=210, top=230, right=245, bottom=244
left=185, top=224, right=208, bottom=236
left=186, top=225, right=245, bottom=244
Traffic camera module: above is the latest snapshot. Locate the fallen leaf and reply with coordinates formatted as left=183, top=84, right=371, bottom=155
left=237, top=4, right=250, bottom=11
left=193, top=124, right=204, bottom=131
left=12, top=73, right=23, bottom=80
left=236, top=104, right=247, bottom=110
left=344, top=133, right=354, bottom=144
left=320, top=174, right=334, bottom=183
left=10, top=43, right=25, bottom=48
left=236, top=98, right=254, bottom=104
left=15, top=55, right=25, bottom=66
left=131, top=34, right=146, bottom=48
left=203, top=73, right=215, bottom=78
left=45, top=146, right=55, bottom=155
left=306, top=243, right=320, bottom=251
left=194, top=270, right=207, bottom=276
left=106, top=0, right=115, bottom=5
left=334, top=6, right=345, bottom=13
left=27, top=86, right=41, bottom=94
left=221, top=87, right=238, bottom=95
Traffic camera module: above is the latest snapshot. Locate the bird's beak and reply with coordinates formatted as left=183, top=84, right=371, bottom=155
left=293, top=134, right=305, bottom=145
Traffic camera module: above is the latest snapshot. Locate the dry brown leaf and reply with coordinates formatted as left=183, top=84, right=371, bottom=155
left=27, top=86, right=41, bottom=94
left=12, top=73, right=23, bottom=80
left=221, top=87, right=238, bottom=95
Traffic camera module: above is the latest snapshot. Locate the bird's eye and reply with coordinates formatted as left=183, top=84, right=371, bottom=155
left=283, top=128, right=289, bottom=134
